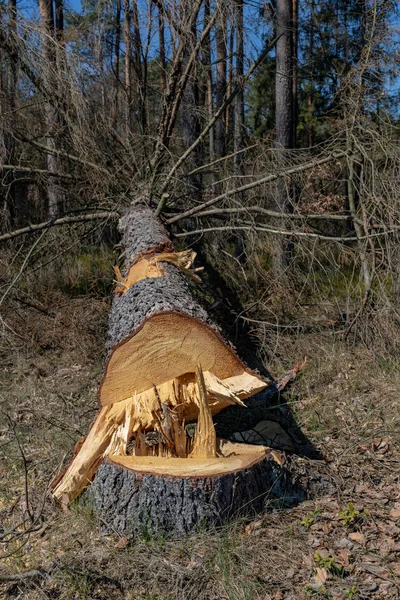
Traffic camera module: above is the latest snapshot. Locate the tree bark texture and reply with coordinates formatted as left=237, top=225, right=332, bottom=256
left=215, top=7, right=227, bottom=157
left=86, top=449, right=305, bottom=538
left=273, top=0, right=294, bottom=275
left=39, top=0, right=64, bottom=218
left=234, top=0, right=244, bottom=171
left=52, top=205, right=267, bottom=508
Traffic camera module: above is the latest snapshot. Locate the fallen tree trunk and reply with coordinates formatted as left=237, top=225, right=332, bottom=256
left=51, top=204, right=306, bottom=536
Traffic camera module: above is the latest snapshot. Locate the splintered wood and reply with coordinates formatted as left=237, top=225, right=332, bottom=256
left=52, top=368, right=264, bottom=505
left=190, top=366, right=217, bottom=458
left=113, top=249, right=203, bottom=295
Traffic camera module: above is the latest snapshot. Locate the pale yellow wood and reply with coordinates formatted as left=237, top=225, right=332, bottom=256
left=106, top=396, right=134, bottom=455
left=52, top=370, right=268, bottom=506
left=113, top=259, right=164, bottom=294
left=190, top=366, right=217, bottom=458
left=52, top=401, right=127, bottom=505
left=113, top=250, right=201, bottom=295
left=110, top=442, right=267, bottom=477
left=108, top=370, right=267, bottom=430
left=99, top=313, right=266, bottom=406
left=202, top=371, right=246, bottom=407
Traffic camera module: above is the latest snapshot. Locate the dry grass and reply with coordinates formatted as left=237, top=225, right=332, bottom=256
left=1, top=260, right=400, bottom=600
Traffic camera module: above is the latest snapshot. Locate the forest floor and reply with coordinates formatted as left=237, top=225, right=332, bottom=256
left=0, top=282, right=399, bottom=600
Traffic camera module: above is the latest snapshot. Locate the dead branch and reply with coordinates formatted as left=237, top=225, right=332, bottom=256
left=0, top=569, right=46, bottom=582
left=21, top=139, right=113, bottom=176
left=158, top=33, right=283, bottom=202
left=192, top=206, right=358, bottom=223
left=0, top=211, right=120, bottom=243
left=0, top=230, right=47, bottom=308
left=166, top=151, right=347, bottom=224
left=174, top=223, right=398, bottom=243
left=0, top=164, right=75, bottom=179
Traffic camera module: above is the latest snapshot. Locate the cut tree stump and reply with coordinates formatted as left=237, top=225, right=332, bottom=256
left=51, top=205, right=307, bottom=537
left=86, top=441, right=305, bottom=538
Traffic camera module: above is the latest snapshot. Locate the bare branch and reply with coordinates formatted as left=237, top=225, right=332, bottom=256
left=193, top=206, right=357, bottom=222
left=166, top=151, right=347, bottom=224
left=20, top=139, right=113, bottom=176
left=0, top=212, right=120, bottom=243
left=0, top=569, right=46, bottom=583
left=174, top=223, right=398, bottom=243
left=1, top=164, right=75, bottom=180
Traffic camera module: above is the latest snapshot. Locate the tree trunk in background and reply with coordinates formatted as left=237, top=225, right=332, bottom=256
left=181, top=18, right=202, bottom=194
left=112, top=0, right=121, bottom=129
left=158, top=4, right=166, bottom=93
left=204, top=0, right=214, bottom=167
left=272, top=0, right=294, bottom=275
left=275, top=0, right=294, bottom=154
left=39, top=0, right=64, bottom=218
left=292, top=0, right=298, bottom=147
left=132, top=0, right=147, bottom=135
left=234, top=0, right=244, bottom=172
left=2, top=0, right=18, bottom=227
left=308, top=0, right=314, bottom=147
left=215, top=6, right=227, bottom=158
left=225, top=18, right=235, bottom=148
left=124, top=0, right=133, bottom=134
left=54, top=0, right=63, bottom=41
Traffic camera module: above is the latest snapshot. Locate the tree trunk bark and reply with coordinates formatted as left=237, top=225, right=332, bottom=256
left=215, top=6, right=227, bottom=158
left=272, top=0, right=294, bottom=275
left=51, top=205, right=267, bottom=509
left=158, top=4, right=166, bottom=93
left=50, top=205, right=318, bottom=536
left=124, top=0, right=133, bottom=135
left=181, top=19, right=202, bottom=194
left=234, top=0, right=244, bottom=172
left=86, top=441, right=305, bottom=538
left=39, top=0, right=64, bottom=218
left=112, top=0, right=121, bottom=130
left=2, top=0, right=18, bottom=227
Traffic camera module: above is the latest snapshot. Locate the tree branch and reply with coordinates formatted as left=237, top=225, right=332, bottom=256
left=174, top=223, right=397, bottom=243
left=0, top=164, right=75, bottom=180
left=192, top=205, right=359, bottom=223
left=19, top=138, right=113, bottom=176
left=158, top=34, right=282, bottom=202
left=0, top=212, right=120, bottom=243
left=166, top=151, right=347, bottom=224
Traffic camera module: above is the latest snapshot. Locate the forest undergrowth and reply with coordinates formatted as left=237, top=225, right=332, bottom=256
left=0, top=244, right=399, bottom=600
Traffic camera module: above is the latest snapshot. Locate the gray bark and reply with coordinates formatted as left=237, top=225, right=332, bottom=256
left=105, top=206, right=211, bottom=359
left=39, top=0, right=64, bottom=218
left=2, top=0, right=18, bottom=227
left=181, top=19, right=202, bottom=193
left=275, top=0, right=293, bottom=152
left=86, top=453, right=305, bottom=538
left=215, top=7, right=227, bottom=157
left=272, top=0, right=294, bottom=274
left=234, top=0, right=244, bottom=170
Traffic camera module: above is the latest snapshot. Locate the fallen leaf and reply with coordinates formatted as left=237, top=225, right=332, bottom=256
left=379, top=537, right=394, bottom=558
left=389, top=508, right=400, bottom=521
left=244, top=519, right=262, bottom=535
left=389, top=563, right=400, bottom=576
left=114, top=536, right=129, bottom=549
left=338, top=549, right=351, bottom=568
left=349, top=532, right=365, bottom=544
left=315, top=567, right=328, bottom=585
